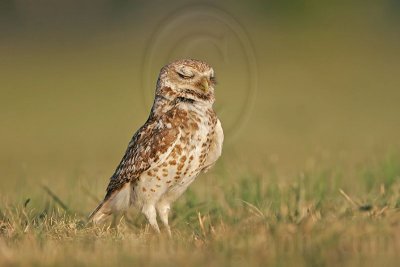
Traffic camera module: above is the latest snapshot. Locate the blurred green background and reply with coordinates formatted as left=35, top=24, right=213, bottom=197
left=1, top=0, right=400, bottom=204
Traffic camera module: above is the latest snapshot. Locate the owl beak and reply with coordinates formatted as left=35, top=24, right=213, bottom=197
left=200, top=77, right=209, bottom=92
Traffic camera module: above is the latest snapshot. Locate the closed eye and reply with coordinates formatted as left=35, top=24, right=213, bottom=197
left=210, top=76, right=217, bottom=85
left=177, top=72, right=194, bottom=79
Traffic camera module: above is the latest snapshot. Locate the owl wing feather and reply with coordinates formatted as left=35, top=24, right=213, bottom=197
left=105, top=116, right=180, bottom=199
left=89, top=110, right=180, bottom=222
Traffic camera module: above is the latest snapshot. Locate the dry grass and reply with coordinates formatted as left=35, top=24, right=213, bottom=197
left=1, top=156, right=399, bottom=267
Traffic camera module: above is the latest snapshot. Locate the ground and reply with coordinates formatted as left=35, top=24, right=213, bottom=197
left=1, top=154, right=399, bottom=267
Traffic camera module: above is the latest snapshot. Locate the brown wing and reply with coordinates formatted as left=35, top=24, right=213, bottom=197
left=104, top=112, right=180, bottom=201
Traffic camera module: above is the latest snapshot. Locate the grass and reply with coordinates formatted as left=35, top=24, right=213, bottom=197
left=1, top=155, right=399, bottom=267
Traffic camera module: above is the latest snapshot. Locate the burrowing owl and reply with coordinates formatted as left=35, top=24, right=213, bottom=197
left=89, top=59, right=223, bottom=235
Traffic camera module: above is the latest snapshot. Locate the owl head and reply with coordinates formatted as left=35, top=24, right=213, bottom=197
left=156, top=59, right=216, bottom=104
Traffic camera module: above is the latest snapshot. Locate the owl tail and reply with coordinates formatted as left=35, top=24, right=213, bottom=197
left=88, top=201, right=108, bottom=223
left=88, top=183, right=131, bottom=224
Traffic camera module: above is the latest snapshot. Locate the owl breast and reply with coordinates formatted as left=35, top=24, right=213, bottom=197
left=131, top=102, right=217, bottom=208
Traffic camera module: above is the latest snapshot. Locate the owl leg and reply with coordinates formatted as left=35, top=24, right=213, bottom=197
left=142, top=204, right=160, bottom=233
left=156, top=202, right=171, bottom=237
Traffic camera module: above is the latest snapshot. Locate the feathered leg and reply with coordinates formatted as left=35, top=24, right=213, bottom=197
left=142, top=204, right=160, bottom=233
left=156, top=201, right=171, bottom=236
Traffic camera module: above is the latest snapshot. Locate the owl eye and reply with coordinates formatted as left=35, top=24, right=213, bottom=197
left=177, top=72, right=192, bottom=79
left=210, top=76, right=217, bottom=85
left=176, top=69, right=194, bottom=79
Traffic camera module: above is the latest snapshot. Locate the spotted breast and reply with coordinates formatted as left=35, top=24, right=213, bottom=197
left=132, top=99, right=218, bottom=210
